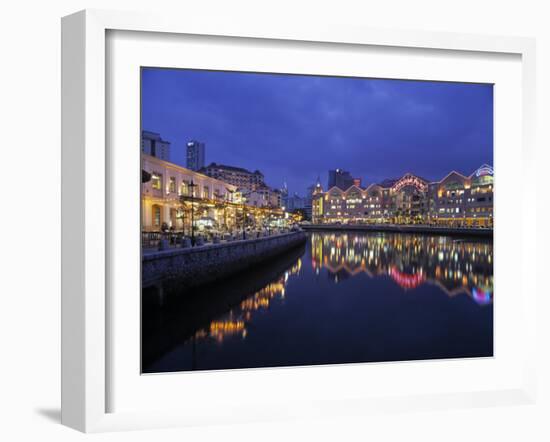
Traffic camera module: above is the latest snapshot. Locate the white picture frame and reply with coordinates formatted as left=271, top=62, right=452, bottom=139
left=61, top=9, right=537, bottom=433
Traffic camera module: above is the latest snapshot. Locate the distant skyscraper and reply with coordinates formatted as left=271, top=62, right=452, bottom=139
left=281, top=182, right=288, bottom=198
left=328, top=169, right=354, bottom=190
left=284, top=193, right=306, bottom=212
left=141, top=130, right=171, bottom=161
left=186, top=140, right=206, bottom=171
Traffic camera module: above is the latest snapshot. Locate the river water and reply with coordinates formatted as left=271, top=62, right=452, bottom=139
left=142, top=231, right=493, bottom=373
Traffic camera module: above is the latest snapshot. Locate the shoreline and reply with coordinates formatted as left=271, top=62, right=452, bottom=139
left=300, top=223, right=493, bottom=238
left=142, top=231, right=306, bottom=288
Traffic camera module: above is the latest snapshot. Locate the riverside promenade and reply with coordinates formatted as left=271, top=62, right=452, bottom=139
left=142, top=230, right=306, bottom=288
left=301, top=223, right=493, bottom=238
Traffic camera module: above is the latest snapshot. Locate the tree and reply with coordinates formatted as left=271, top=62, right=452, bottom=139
left=395, top=208, right=402, bottom=224
left=213, top=190, right=229, bottom=231
left=291, top=208, right=307, bottom=222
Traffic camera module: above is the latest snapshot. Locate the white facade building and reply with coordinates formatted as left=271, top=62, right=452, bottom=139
left=142, top=154, right=238, bottom=231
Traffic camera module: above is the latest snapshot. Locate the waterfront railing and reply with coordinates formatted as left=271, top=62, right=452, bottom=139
left=142, top=227, right=300, bottom=251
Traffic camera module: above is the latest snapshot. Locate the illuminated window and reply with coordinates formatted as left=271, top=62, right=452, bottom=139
left=472, top=174, right=494, bottom=187
left=151, top=173, right=162, bottom=190
left=169, top=177, right=176, bottom=193
left=203, top=186, right=210, bottom=199
left=153, top=206, right=161, bottom=226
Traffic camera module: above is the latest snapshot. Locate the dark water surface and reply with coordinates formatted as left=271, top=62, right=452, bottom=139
left=142, top=231, right=493, bottom=373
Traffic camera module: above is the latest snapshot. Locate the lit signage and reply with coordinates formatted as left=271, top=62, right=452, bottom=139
left=475, top=165, right=494, bottom=177
left=392, top=174, right=428, bottom=193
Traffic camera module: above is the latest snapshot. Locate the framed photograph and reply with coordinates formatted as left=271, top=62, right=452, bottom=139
left=61, top=9, right=537, bottom=432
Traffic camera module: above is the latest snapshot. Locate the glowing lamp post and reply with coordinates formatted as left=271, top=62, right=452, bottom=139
left=226, top=188, right=236, bottom=235
left=242, top=204, right=247, bottom=240
left=188, top=180, right=198, bottom=246
left=239, top=191, right=251, bottom=240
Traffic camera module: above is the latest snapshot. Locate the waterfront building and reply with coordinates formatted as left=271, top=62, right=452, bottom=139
left=429, top=164, right=494, bottom=227
left=200, top=162, right=265, bottom=191
left=141, top=130, right=171, bottom=161
left=328, top=168, right=355, bottom=190
left=311, top=181, right=324, bottom=222
left=142, top=154, right=290, bottom=236
left=186, top=140, right=206, bottom=171
left=141, top=154, right=238, bottom=232
left=245, top=184, right=282, bottom=208
left=312, top=165, right=493, bottom=227
left=304, top=178, right=321, bottom=220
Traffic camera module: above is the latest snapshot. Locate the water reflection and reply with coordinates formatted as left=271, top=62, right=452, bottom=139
left=311, top=232, right=493, bottom=305
left=142, top=245, right=305, bottom=370
left=193, top=259, right=302, bottom=343
left=142, top=231, right=493, bottom=372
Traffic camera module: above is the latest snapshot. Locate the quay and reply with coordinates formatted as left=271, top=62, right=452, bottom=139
left=301, top=223, right=493, bottom=238
left=142, top=230, right=306, bottom=288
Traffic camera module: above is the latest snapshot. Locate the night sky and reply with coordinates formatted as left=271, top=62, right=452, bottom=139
left=141, top=68, right=493, bottom=196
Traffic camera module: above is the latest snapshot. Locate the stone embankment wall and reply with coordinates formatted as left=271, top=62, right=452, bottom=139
left=142, top=231, right=306, bottom=288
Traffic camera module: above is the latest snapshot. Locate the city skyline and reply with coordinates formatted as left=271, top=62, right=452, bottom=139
left=141, top=68, right=493, bottom=196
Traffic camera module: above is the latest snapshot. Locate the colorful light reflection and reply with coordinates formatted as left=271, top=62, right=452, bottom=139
left=390, top=266, right=426, bottom=290
left=472, top=287, right=493, bottom=305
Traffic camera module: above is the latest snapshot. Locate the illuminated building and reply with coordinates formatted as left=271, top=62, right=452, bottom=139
left=429, top=164, right=494, bottom=227
left=304, top=177, right=322, bottom=220
left=200, top=163, right=282, bottom=209
left=245, top=183, right=282, bottom=208
left=200, top=162, right=265, bottom=191
left=142, top=154, right=238, bottom=231
left=142, top=154, right=289, bottom=233
left=312, top=165, right=493, bottom=227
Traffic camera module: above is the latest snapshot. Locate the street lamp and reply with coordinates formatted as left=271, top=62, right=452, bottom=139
left=176, top=206, right=186, bottom=236
left=188, top=180, right=198, bottom=246
left=241, top=203, right=247, bottom=240
left=226, top=188, right=235, bottom=235
left=240, top=190, right=252, bottom=240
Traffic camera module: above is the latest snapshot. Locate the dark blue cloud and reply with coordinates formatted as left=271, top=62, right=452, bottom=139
left=141, top=68, right=493, bottom=195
